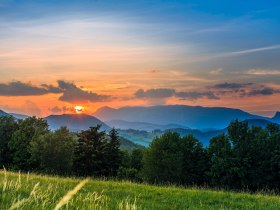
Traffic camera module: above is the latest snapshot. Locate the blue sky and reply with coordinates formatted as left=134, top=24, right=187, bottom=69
left=0, top=0, right=280, bottom=116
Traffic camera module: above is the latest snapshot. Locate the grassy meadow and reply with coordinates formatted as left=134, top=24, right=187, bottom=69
left=1, top=170, right=280, bottom=209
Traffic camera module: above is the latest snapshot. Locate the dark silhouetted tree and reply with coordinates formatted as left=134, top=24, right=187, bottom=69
left=0, top=116, right=18, bottom=168
left=9, top=117, right=49, bottom=171
left=142, top=132, right=183, bottom=184
left=30, top=126, right=76, bottom=175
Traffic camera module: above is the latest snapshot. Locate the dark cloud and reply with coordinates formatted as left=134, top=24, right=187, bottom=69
left=247, top=88, right=280, bottom=96
left=213, top=82, right=252, bottom=89
left=134, top=88, right=219, bottom=100
left=211, top=82, right=280, bottom=97
left=0, top=80, right=111, bottom=103
left=135, top=88, right=175, bottom=98
left=0, top=81, right=62, bottom=96
left=57, top=80, right=110, bottom=103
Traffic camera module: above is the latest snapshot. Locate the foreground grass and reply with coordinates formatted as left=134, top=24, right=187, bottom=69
left=1, top=170, right=280, bottom=209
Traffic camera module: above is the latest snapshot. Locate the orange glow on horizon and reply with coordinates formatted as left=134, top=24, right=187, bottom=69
left=74, top=106, right=84, bottom=114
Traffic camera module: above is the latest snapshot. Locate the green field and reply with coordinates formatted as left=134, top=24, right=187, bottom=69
left=1, top=170, right=280, bottom=210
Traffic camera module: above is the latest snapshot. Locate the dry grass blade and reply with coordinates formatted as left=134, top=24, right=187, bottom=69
left=54, top=179, right=89, bottom=210
left=8, top=182, right=40, bottom=210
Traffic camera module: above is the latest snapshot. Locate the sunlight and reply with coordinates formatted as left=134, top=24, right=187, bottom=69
left=74, top=106, right=84, bottom=114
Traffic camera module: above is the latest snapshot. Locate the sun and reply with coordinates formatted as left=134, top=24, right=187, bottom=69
left=74, top=105, right=84, bottom=114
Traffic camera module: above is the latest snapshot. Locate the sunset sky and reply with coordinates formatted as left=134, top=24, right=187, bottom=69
left=0, top=0, right=280, bottom=117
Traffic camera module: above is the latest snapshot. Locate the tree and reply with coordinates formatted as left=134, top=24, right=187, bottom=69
left=208, top=134, right=233, bottom=188
left=180, top=135, right=209, bottom=185
left=130, top=148, right=144, bottom=171
left=104, top=128, right=122, bottom=176
left=142, top=132, right=183, bottom=184
left=228, top=121, right=268, bottom=190
left=73, top=125, right=106, bottom=176
left=0, top=116, right=18, bottom=168
left=30, top=127, right=76, bottom=175
left=8, top=117, right=49, bottom=171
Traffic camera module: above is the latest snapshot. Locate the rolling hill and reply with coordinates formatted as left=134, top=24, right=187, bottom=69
left=45, top=114, right=110, bottom=131
left=106, top=119, right=188, bottom=131
left=272, top=112, right=280, bottom=124
left=0, top=110, right=9, bottom=117
left=94, top=105, right=270, bottom=129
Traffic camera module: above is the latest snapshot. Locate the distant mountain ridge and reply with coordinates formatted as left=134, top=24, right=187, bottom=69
left=44, top=114, right=110, bottom=131
left=106, top=120, right=188, bottom=131
left=94, top=105, right=271, bottom=129
left=0, top=110, right=9, bottom=117
left=272, top=112, right=280, bottom=124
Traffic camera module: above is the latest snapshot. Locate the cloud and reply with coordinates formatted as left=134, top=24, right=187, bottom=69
left=0, top=81, right=61, bottom=96
left=134, top=88, right=219, bottom=100
left=57, top=80, right=110, bottom=103
left=247, top=88, right=280, bottom=96
left=211, top=82, right=280, bottom=97
left=183, top=44, right=280, bottom=64
left=209, top=68, right=223, bottom=75
left=213, top=82, right=252, bottom=89
left=247, top=69, right=280, bottom=75
left=23, top=101, right=41, bottom=116
left=0, top=80, right=111, bottom=103
left=135, top=88, right=175, bottom=98
left=49, top=106, right=62, bottom=113
left=175, top=91, right=219, bottom=100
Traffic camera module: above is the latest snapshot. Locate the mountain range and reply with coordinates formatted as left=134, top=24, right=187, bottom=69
left=45, top=114, right=110, bottom=131
left=94, top=105, right=279, bottom=129
left=1, top=105, right=279, bottom=146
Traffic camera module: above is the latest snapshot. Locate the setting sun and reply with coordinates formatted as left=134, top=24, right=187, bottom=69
left=74, top=106, right=84, bottom=114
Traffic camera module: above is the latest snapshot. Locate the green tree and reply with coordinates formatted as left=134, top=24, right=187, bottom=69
left=30, top=127, right=76, bottom=175
left=142, top=132, right=183, bottom=184
left=130, top=148, right=144, bottom=171
left=180, top=135, right=209, bottom=185
left=8, top=117, right=49, bottom=171
left=265, top=124, right=280, bottom=189
left=0, top=116, right=18, bottom=168
left=104, top=128, right=122, bottom=176
left=74, top=125, right=106, bottom=176
left=208, top=134, right=233, bottom=188
left=228, top=121, right=269, bottom=189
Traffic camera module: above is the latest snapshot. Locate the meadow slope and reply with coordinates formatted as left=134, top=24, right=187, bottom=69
left=1, top=170, right=280, bottom=210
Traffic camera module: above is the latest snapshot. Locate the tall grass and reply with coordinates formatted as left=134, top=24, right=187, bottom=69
left=1, top=170, right=280, bottom=209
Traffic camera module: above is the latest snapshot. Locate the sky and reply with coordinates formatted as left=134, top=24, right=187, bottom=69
left=0, top=0, right=280, bottom=117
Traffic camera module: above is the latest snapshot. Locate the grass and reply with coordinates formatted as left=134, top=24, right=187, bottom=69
left=1, top=170, right=280, bottom=209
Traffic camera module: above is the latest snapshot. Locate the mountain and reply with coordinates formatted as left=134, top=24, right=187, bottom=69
left=0, top=110, right=29, bottom=119
left=117, top=119, right=279, bottom=147
left=244, top=119, right=276, bottom=128
left=119, top=137, right=145, bottom=151
left=0, top=110, right=9, bottom=117
left=94, top=105, right=268, bottom=129
left=272, top=112, right=280, bottom=124
left=45, top=114, right=110, bottom=131
left=9, top=113, right=29, bottom=119
left=106, top=120, right=188, bottom=131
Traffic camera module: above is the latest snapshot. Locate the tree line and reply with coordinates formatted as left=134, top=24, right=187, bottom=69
left=0, top=115, right=280, bottom=191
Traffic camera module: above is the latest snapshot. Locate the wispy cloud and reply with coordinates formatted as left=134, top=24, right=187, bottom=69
left=247, top=69, right=280, bottom=75
left=183, top=44, right=280, bottom=64
left=134, top=88, right=219, bottom=100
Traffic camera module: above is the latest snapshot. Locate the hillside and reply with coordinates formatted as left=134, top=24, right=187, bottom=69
left=0, top=110, right=9, bottom=117
left=94, top=105, right=268, bottom=129
left=45, top=114, right=110, bottom=131
left=1, top=170, right=280, bottom=210
left=272, top=112, right=280, bottom=124
left=117, top=119, right=279, bottom=147
left=106, top=119, right=188, bottom=131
